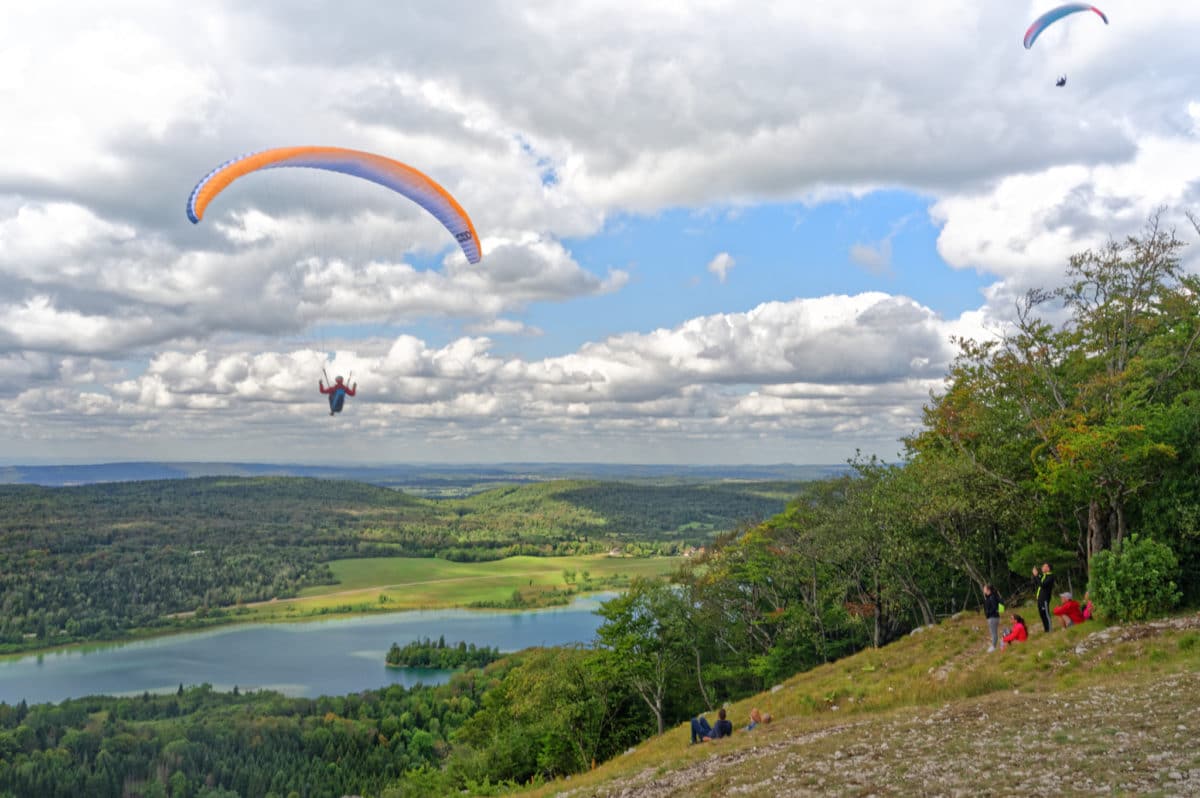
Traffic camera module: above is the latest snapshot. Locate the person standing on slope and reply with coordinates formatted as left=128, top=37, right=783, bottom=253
left=1032, top=563, right=1055, bottom=633
left=982, top=584, right=1003, bottom=652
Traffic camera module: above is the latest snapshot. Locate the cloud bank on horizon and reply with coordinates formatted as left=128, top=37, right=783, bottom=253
left=1, top=0, right=1198, bottom=464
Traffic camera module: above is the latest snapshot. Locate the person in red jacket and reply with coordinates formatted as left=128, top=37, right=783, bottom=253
left=1001, top=614, right=1028, bottom=650
left=1053, top=592, right=1087, bottom=628
left=319, top=375, right=357, bottom=416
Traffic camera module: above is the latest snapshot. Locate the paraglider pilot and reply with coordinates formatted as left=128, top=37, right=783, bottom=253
left=319, top=375, right=357, bottom=416
left=1056, top=75, right=1067, bottom=87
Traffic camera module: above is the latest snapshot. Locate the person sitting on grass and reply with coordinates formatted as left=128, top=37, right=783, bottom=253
left=1081, top=591, right=1095, bottom=620
left=747, top=707, right=772, bottom=731
left=690, top=707, right=733, bottom=743
left=1052, top=592, right=1087, bottom=628
left=1001, top=613, right=1028, bottom=650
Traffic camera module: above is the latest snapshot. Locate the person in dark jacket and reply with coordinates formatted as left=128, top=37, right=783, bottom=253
left=690, top=707, right=733, bottom=743
left=983, top=584, right=1002, bottom=652
left=1032, top=563, right=1055, bottom=632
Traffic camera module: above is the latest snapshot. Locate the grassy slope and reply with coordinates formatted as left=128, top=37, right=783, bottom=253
left=521, top=608, right=1200, bottom=797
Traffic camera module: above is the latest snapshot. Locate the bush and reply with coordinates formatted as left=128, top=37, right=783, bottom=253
left=1087, top=534, right=1182, bottom=622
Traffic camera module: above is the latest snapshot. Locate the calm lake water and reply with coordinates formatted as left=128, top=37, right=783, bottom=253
left=0, top=594, right=613, bottom=706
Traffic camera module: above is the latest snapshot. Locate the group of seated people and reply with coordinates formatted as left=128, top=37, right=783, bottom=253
left=1002, top=591, right=1093, bottom=649
left=690, top=706, right=772, bottom=744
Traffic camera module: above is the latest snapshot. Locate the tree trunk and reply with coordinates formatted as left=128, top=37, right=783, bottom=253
left=633, top=679, right=666, bottom=736
left=1112, top=495, right=1127, bottom=548
left=873, top=573, right=882, bottom=648
left=918, top=594, right=935, bottom=627
left=693, top=647, right=712, bottom=711
left=1087, top=499, right=1107, bottom=563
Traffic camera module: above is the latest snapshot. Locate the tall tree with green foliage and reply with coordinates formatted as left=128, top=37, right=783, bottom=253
left=593, top=578, right=691, bottom=736
left=908, top=212, right=1200, bottom=583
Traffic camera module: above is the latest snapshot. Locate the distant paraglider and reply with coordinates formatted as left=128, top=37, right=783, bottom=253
left=186, top=145, right=482, bottom=264
left=1023, top=4, right=1108, bottom=50
left=320, top=372, right=356, bottom=417
left=1024, top=5, right=1108, bottom=87
left=186, top=146, right=482, bottom=418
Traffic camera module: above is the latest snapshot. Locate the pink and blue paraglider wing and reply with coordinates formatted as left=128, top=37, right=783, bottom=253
left=1023, top=4, right=1108, bottom=50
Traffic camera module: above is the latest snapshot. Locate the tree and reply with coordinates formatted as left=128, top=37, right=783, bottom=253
left=910, top=212, right=1200, bottom=577
left=593, top=578, right=690, bottom=735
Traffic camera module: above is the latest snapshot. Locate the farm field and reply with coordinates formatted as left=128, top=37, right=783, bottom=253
left=231, top=554, right=682, bottom=621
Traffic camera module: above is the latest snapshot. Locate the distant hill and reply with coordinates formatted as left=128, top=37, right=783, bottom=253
left=0, top=475, right=805, bottom=653
left=0, top=461, right=847, bottom=489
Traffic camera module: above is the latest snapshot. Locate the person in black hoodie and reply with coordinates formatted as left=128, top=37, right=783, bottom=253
left=1032, top=563, right=1055, bottom=633
left=983, top=584, right=1002, bottom=651
left=690, top=707, right=734, bottom=743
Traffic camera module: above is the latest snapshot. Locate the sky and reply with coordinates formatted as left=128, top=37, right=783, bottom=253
left=1, top=1, right=1199, bottom=465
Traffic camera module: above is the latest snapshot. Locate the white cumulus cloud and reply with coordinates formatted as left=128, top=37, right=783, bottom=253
left=706, top=252, right=735, bottom=283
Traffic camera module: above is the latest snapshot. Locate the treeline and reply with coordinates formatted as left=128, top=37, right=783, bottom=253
left=0, top=677, right=489, bottom=798
left=0, top=478, right=793, bottom=652
left=386, top=637, right=501, bottom=670
left=901, top=213, right=1200, bottom=609
left=0, top=649, right=656, bottom=798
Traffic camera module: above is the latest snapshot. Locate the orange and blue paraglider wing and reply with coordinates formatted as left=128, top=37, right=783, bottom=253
left=186, top=146, right=482, bottom=263
left=1024, top=4, right=1108, bottom=50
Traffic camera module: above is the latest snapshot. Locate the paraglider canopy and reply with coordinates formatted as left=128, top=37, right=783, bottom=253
left=1024, top=4, right=1109, bottom=50
left=186, top=146, right=482, bottom=263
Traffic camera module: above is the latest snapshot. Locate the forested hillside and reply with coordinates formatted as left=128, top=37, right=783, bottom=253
left=0, top=477, right=796, bottom=651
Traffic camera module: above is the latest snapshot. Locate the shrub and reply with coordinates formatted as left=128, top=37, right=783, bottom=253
left=1087, top=534, right=1182, bottom=622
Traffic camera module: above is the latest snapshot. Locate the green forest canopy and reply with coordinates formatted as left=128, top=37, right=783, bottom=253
left=0, top=477, right=797, bottom=650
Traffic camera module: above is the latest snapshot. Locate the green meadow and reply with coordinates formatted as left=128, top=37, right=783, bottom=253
left=232, top=554, right=681, bottom=621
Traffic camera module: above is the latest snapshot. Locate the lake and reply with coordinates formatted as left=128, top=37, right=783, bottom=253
left=0, top=594, right=613, bottom=706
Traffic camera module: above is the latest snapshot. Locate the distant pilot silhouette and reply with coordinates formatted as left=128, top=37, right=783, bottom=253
left=319, top=375, right=357, bottom=416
